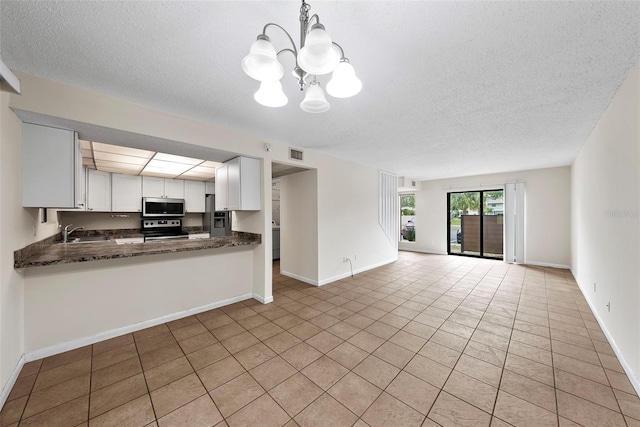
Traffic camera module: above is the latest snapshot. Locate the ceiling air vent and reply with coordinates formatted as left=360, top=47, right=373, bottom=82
left=289, top=148, right=304, bottom=161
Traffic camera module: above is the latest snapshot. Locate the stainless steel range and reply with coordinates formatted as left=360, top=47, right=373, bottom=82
left=141, top=219, right=189, bottom=241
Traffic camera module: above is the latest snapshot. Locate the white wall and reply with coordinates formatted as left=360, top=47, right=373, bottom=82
left=281, top=170, right=319, bottom=284
left=0, top=85, right=60, bottom=395
left=23, top=247, right=254, bottom=353
left=317, top=162, right=399, bottom=283
left=571, top=59, right=640, bottom=387
left=402, top=166, right=572, bottom=268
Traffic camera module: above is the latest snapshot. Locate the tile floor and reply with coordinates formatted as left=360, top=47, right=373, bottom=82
left=2, top=252, right=639, bottom=426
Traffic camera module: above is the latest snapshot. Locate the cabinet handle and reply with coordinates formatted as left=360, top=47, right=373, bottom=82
left=88, top=208, right=93, bottom=211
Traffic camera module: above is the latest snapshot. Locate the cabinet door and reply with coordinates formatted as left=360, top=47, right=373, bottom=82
left=215, top=165, right=228, bottom=211
left=74, top=133, right=86, bottom=209
left=87, top=169, right=112, bottom=212
left=226, top=158, right=241, bottom=210
left=205, top=181, right=215, bottom=195
left=184, top=180, right=206, bottom=213
left=142, top=176, right=165, bottom=198
left=165, top=179, right=185, bottom=199
left=239, top=157, right=261, bottom=210
left=111, top=174, right=142, bottom=212
left=22, top=123, right=79, bottom=208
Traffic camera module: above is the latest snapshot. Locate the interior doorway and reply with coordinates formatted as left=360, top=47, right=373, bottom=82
left=447, top=190, right=504, bottom=259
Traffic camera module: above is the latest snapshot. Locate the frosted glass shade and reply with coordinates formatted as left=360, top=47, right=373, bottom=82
left=327, top=61, right=362, bottom=98
left=300, top=81, right=330, bottom=113
left=242, top=38, right=284, bottom=82
left=254, top=80, right=288, bottom=107
left=297, top=26, right=340, bottom=75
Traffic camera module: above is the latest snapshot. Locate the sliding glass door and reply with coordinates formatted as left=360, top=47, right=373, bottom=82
left=448, top=190, right=504, bottom=259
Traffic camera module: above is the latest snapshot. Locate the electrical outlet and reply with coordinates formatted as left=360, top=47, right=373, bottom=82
left=606, top=301, right=611, bottom=312
left=354, top=254, right=357, bottom=261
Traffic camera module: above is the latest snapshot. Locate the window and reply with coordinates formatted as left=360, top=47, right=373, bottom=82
left=400, top=194, right=416, bottom=242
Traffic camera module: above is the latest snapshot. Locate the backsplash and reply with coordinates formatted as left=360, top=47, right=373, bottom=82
left=59, top=211, right=203, bottom=230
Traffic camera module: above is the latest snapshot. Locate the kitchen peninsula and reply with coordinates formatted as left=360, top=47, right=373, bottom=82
left=15, top=231, right=261, bottom=269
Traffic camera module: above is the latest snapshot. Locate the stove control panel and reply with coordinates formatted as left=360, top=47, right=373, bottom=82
left=142, top=219, right=182, bottom=229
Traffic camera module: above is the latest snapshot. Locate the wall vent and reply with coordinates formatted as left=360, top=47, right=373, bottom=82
left=289, top=148, right=304, bottom=161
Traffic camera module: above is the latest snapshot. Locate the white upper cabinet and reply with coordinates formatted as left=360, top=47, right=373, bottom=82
left=22, top=123, right=84, bottom=208
left=165, top=179, right=185, bottom=199
left=184, top=180, right=206, bottom=213
left=215, top=157, right=261, bottom=211
left=111, top=173, right=142, bottom=212
left=86, top=169, right=112, bottom=212
left=142, top=176, right=184, bottom=199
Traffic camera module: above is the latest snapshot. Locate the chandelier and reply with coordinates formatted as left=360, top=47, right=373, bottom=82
left=241, top=0, right=362, bottom=113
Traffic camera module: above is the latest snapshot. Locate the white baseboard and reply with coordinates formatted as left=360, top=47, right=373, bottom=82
left=572, top=269, right=640, bottom=396
left=318, top=257, right=398, bottom=286
left=0, top=354, right=25, bottom=410
left=253, top=293, right=274, bottom=304
left=399, top=248, right=448, bottom=256
left=281, top=271, right=319, bottom=286
left=25, top=293, right=254, bottom=362
left=525, top=261, right=571, bottom=269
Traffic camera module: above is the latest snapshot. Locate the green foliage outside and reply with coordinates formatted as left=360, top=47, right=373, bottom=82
left=400, top=194, right=415, bottom=209
left=402, top=208, right=415, bottom=216
left=405, top=229, right=415, bottom=241
left=450, top=191, right=503, bottom=215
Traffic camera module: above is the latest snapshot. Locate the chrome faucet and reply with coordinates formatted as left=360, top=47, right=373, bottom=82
left=62, top=224, right=85, bottom=243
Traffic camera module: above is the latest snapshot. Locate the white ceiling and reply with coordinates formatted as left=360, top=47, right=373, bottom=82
left=2, top=1, right=639, bottom=180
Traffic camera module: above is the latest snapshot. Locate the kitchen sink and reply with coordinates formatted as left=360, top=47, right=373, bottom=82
left=57, top=236, right=110, bottom=244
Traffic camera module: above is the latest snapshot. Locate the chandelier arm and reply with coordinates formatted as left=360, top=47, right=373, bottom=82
left=261, top=23, right=298, bottom=55
left=332, top=42, right=346, bottom=59
left=276, top=48, right=297, bottom=59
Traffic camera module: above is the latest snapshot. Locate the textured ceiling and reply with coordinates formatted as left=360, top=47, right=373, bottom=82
left=2, top=1, right=639, bottom=180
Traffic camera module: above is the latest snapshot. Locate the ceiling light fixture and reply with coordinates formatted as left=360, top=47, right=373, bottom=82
left=241, top=0, right=362, bottom=113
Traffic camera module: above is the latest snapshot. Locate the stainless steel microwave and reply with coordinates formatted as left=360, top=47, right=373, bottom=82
left=142, top=197, right=185, bottom=217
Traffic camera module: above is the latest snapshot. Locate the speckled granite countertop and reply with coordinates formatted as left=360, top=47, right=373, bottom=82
left=14, top=231, right=261, bottom=269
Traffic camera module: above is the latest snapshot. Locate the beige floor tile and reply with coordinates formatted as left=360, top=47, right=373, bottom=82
left=88, top=395, right=154, bottom=427
left=40, top=346, right=92, bottom=372
left=614, top=388, right=640, bottom=420
left=418, top=341, right=461, bottom=368
left=301, top=356, right=348, bottom=391
left=372, top=341, right=414, bottom=369
left=464, top=341, right=506, bottom=367
left=500, top=370, right=556, bottom=413
left=553, top=353, right=609, bottom=385
left=234, top=342, right=277, bottom=370
left=294, top=394, right=357, bottom=427
left=386, top=371, right=439, bottom=415
left=272, top=314, right=305, bottom=329
left=401, top=321, right=437, bottom=341
left=157, top=394, right=222, bottom=427
left=328, top=372, right=381, bottom=416
left=133, top=324, right=170, bottom=342
left=250, top=356, right=297, bottom=390
left=327, top=342, right=369, bottom=370
left=237, top=313, right=270, bottom=330
left=197, top=356, right=246, bottom=391
left=505, top=353, right=555, bottom=386
left=444, top=371, right=498, bottom=413
left=281, top=343, right=323, bottom=370
left=91, top=357, right=142, bottom=392
left=352, top=355, right=400, bottom=389
left=33, top=357, right=91, bottom=392
left=605, top=368, right=637, bottom=394
left=140, top=343, right=184, bottom=371
left=89, top=373, right=147, bottom=418
left=151, top=374, right=207, bottom=419
left=556, top=389, right=626, bottom=427
left=211, top=322, right=246, bottom=341
left=455, top=354, right=502, bottom=387
left=270, top=373, right=323, bottom=417
left=210, top=372, right=265, bottom=418
left=288, top=322, right=323, bottom=341
left=326, top=322, right=361, bottom=340
left=471, top=330, right=510, bottom=352
left=226, top=394, right=290, bottom=427
left=92, top=344, right=138, bottom=372
left=6, top=373, right=37, bottom=401
left=364, top=321, right=399, bottom=340
left=348, top=331, right=385, bottom=353
left=23, top=374, right=90, bottom=419
left=144, top=357, right=194, bottom=392
left=555, top=368, right=618, bottom=411
left=221, top=331, right=260, bottom=354
left=19, top=395, right=88, bottom=426
left=166, top=315, right=200, bottom=331
left=186, top=343, right=231, bottom=371
left=1, top=395, right=28, bottom=426
left=509, top=340, right=553, bottom=366
left=430, top=330, right=469, bottom=352
left=178, top=332, right=217, bottom=355
left=92, top=334, right=134, bottom=356
left=428, top=391, right=491, bottom=427
left=305, top=331, right=343, bottom=354
left=361, top=391, right=427, bottom=426
left=170, top=322, right=207, bottom=342
left=404, top=354, right=451, bottom=388
left=135, top=331, right=177, bottom=355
